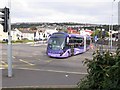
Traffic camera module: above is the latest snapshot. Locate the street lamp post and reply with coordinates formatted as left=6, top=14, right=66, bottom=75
left=118, top=1, right=120, bottom=49
left=109, top=0, right=115, bottom=51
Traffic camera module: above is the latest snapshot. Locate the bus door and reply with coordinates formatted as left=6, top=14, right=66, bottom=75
left=69, top=37, right=75, bottom=55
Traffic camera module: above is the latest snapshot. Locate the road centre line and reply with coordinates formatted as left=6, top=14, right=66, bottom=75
left=19, top=59, right=35, bottom=66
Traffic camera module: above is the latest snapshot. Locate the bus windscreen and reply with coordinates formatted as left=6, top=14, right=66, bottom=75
left=48, top=35, right=65, bottom=50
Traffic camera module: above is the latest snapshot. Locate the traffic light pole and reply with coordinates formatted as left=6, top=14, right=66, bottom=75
left=7, top=0, right=13, bottom=77
left=0, top=7, right=13, bottom=77
left=7, top=16, right=12, bottom=77
left=7, top=0, right=12, bottom=77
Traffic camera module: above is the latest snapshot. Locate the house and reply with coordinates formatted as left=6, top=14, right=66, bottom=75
left=38, top=28, right=46, bottom=40
left=11, top=28, right=22, bottom=41
left=45, top=26, right=58, bottom=39
left=0, top=25, right=58, bottom=41
left=37, top=26, right=58, bottom=40
left=0, top=25, right=8, bottom=41
left=19, top=29, right=37, bottom=40
left=67, top=27, right=80, bottom=34
left=80, top=29, right=93, bottom=36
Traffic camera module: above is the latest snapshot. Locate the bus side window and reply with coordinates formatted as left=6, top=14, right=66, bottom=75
left=68, top=38, right=74, bottom=47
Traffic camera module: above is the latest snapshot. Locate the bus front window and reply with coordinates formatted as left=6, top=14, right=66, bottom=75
left=48, top=37, right=65, bottom=50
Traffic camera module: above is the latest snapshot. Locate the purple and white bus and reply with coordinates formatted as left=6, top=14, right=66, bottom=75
left=46, top=32, right=91, bottom=58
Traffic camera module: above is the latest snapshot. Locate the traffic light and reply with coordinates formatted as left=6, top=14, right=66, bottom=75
left=0, top=7, right=9, bottom=32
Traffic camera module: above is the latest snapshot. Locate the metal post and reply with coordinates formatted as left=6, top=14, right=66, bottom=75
left=118, top=1, right=120, bottom=49
left=7, top=0, right=12, bottom=77
left=111, top=0, right=116, bottom=51
left=118, top=28, right=120, bottom=49
left=110, top=1, right=114, bottom=51
left=100, top=27, right=103, bottom=54
left=7, top=32, right=12, bottom=77
left=84, top=36, right=86, bottom=52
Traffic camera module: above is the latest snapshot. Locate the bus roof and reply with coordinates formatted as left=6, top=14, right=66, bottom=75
left=51, top=32, right=91, bottom=38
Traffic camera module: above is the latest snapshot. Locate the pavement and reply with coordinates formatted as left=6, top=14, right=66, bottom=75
left=2, top=69, right=86, bottom=89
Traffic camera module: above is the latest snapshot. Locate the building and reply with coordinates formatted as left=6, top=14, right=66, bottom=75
left=11, top=28, right=22, bottom=41
left=37, top=26, right=58, bottom=40
left=80, top=29, right=93, bottom=36
left=0, top=25, right=8, bottom=41
left=19, top=29, right=36, bottom=40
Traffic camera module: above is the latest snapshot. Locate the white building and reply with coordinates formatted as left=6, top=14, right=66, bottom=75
left=37, top=27, right=58, bottom=40
left=45, top=27, right=58, bottom=35
left=0, top=25, right=58, bottom=41
left=19, top=29, right=36, bottom=40
left=80, top=29, right=93, bottom=36
left=0, top=25, right=8, bottom=41
left=11, top=28, right=22, bottom=41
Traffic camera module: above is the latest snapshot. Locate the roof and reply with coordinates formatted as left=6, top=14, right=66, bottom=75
left=19, top=29, right=37, bottom=33
left=85, top=30, right=93, bottom=34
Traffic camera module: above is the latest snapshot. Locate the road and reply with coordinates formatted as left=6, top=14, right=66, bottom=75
left=1, top=43, right=95, bottom=88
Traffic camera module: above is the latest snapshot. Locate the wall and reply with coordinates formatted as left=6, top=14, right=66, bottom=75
left=0, top=25, right=8, bottom=41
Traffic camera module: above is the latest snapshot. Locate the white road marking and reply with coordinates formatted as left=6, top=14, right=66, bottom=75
left=19, top=59, right=35, bottom=66
left=12, top=56, right=15, bottom=59
left=18, top=68, right=88, bottom=75
left=1, top=61, right=7, bottom=65
left=0, top=67, right=4, bottom=69
left=2, top=85, right=77, bottom=88
left=0, top=61, right=8, bottom=69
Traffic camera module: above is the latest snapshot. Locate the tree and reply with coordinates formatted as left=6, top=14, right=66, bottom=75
left=91, top=29, right=100, bottom=38
left=77, top=48, right=120, bottom=89
left=30, top=26, right=37, bottom=30
left=91, top=29, right=109, bottom=39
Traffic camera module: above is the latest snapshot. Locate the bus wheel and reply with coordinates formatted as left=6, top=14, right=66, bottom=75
left=68, top=51, right=71, bottom=57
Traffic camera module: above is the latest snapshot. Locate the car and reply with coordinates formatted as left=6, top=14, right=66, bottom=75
left=2, top=39, right=8, bottom=42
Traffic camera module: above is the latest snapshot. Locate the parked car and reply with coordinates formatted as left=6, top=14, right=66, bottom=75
left=2, top=39, right=8, bottom=42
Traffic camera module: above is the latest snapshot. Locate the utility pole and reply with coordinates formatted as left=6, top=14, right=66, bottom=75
left=118, top=1, right=120, bottom=49
left=109, top=0, right=116, bottom=51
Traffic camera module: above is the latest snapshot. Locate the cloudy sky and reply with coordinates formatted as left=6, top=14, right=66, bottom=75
left=0, top=0, right=119, bottom=24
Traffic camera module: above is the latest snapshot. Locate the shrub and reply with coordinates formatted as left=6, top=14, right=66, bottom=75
left=77, top=48, right=120, bottom=90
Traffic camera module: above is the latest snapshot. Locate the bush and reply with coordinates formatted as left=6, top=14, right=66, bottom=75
left=77, top=48, right=120, bottom=90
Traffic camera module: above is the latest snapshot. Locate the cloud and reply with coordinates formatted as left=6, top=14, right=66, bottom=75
left=0, top=0, right=119, bottom=24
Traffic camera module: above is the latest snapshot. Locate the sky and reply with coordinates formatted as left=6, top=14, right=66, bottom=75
left=0, top=0, right=119, bottom=24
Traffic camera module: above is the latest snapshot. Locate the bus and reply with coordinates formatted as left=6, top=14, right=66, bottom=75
left=46, top=32, right=91, bottom=58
